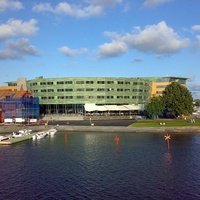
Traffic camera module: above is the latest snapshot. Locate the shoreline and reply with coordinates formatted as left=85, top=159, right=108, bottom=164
left=1, top=125, right=200, bottom=134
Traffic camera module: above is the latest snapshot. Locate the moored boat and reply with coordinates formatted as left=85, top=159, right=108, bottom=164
left=13, top=132, right=23, bottom=138
left=0, top=135, right=12, bottom=141
left=47, top=128, right=57, bottom=136
left=18, top=129, right=32, bottom=135
left=35, top=131, right=47, bottom=139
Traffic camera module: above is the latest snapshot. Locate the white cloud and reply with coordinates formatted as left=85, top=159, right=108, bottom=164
left=0, top=18, right=38, bottom=41
left=32, top=2, right=53, bottom=13
left=33, top=0, right=122, bottom=18
left=7, top=38, right=38, bottom=55
left=97, top=21, right=189, bottom=59
left=122, top=21, right=189, bottom=54
left=0, top=38, right=39, bottom=60
left=0, top=0, right=23, bottom=12
left=98, top=41, right=128, bottom=58
left=85, top=0, right=122, bottom=8
left=143, top=0, right=173, bottom=8
left=192, top=25, right=200, bottom=32
left=59, top=46, right=88, bottom=57
left=55, top=3, right=103, bottom=18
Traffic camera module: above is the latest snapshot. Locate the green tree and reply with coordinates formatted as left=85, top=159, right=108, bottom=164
left=162, top=82, right=193, bottom=117
left=194, top=99, right=200, bottom=106
left=146, top=96, right=165, bottom=119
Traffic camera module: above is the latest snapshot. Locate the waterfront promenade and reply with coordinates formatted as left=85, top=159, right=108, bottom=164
left=1, top=119, right=200, bottom=134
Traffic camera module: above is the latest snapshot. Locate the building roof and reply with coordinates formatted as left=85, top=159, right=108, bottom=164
left=0, top=90, right=30, bottom=100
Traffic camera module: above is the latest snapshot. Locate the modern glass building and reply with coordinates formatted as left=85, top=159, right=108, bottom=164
left=5, top=76, right=188, bottom=116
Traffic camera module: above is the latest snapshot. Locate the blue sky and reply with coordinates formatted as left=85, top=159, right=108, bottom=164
left=0, top=0, right=200, bottom=98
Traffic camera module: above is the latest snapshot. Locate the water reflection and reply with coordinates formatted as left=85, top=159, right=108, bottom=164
left=64, top=133, right=68, bottom=150
left=164, top=150, right=172, bottom=167
left=1, top=132, right=200, bottom=200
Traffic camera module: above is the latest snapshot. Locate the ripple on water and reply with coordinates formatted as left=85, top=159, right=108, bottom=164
left=1, top=132, right=200, bottom=199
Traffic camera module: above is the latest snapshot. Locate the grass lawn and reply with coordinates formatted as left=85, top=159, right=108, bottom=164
left=130, top=118, right=200, bottom=127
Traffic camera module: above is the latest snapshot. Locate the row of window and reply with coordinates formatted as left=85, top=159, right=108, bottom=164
left=33, top=88, right=149, bottom=93
left=41, top=96, right=145, bottom=100
left=30, top=81, right=149, bottom=86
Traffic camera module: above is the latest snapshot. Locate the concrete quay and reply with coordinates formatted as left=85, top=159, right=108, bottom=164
left=55, top=125, right=200, bottom=133
left=1, top=125, right=200, bottom=135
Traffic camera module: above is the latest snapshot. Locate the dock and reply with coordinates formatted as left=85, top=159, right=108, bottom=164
left=0, top=133, right=36, bottom=145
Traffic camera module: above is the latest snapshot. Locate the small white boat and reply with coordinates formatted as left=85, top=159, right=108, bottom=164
left=32, top=135, right=37, bottom=140
left=0, top=135, right=11, bottom=141
left=47, top=128, right=57, bottom=136
left=35, top=131, right=47, bottom=139
left=13, top=129, right=32, bottom=138
left=18, top=129, right=32, bottom=135
left=13, top=132, right=23, bottom=138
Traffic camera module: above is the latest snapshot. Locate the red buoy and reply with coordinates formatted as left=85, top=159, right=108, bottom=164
left=115, top=135, right=120, bottom=144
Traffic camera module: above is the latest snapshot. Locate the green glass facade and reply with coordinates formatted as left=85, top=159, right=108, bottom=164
left=27, top=76, right=151, bottom=114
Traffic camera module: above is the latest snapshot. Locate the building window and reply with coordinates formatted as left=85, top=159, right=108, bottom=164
left=77, top=88, right=84, bottom=91
left=48, top=96, right=54, bottom=99
left=117, top=89, right=123, bottom=92
left=97, top=88, right=105, bottom=91
left=107, top=81, right=114, bottom=84
left=41, top=97, right=47, bottom=99
left=156, top=85, right=166, bottom=88
left=33, top=83, right=37, bottom=86
left=97, top=81, right=105, bottom=84
left=86, top=88, right=94, bottom=91
left=106, top=96, right=114, bottom=99
left=40, top=82, right=46, bottom=85
left=117, top=96, right=123, bottom=99
left=86, top=96, right=94, bottom=99
left=33, top=90, right=38, bottom=93
left=77, top=96, right=84, bottom=99
left=125, top=81, right=130, bottom=85
left=57, top=89, right=64, bottom=92
left=107, top=88, right=114, bottom=91
left=125, top=89, right=130, bottom=92
left=48, top=89, right=54, bottom=92
left=47, top=82, right=53, bottom=85
left=65, top=81, right=72, bottom=84
left=97, top=96, right=105, bottom=99
left=132, top=96, right=137, bottom=99
left=57, top=81, right=64, bottom=85
left=86, top=81, right=94, bottom=84
left=76, top=81, right=84, bottom=84
left=41, top=89, right=47, bottom=92
left=124, top=96, right=130, bottom=99
left=58, top=96, right=64, bottom=99
left=65, top=89, right=73, bottom=92
left=118, top=81, right=124, bottom=84
left=66, top=96, right=73, bottom=99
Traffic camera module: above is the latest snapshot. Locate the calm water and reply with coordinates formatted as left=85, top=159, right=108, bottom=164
left=0, top=132, right=200, bottom=200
